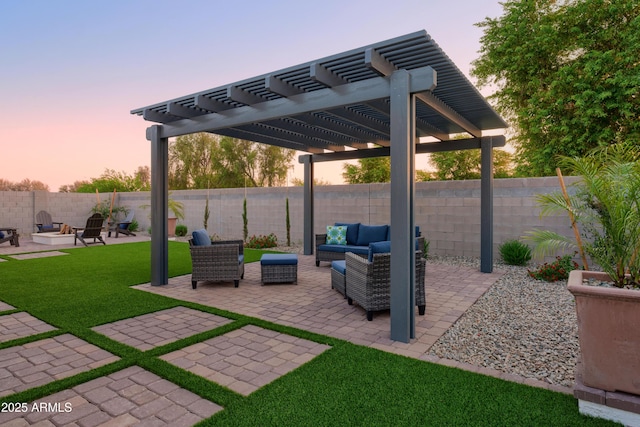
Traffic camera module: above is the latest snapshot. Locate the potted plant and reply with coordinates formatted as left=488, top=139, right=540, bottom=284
left=140, top=193, right=185, bottom=237
left=528, top=142, right=640, bottom=395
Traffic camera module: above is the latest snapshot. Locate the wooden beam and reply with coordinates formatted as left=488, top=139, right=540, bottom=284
left=415, top=91, right=482, bottom=138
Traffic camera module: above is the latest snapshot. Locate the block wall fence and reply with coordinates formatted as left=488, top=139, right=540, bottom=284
left=0, top=176, right=578, bottom=260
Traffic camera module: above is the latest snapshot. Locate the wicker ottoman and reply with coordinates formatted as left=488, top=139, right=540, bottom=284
left=260, top=254, right=298, bottom=284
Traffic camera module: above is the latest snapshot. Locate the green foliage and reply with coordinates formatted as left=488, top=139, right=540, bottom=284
left=342, top=157, right=390, bottom=184
left=499, top=239, right=532, bottom=266
left=203, top=195, right=210, bottom=230
left=169, top=133, right=295, bottom=189
left=473, top=0, right=640, bottom=176
left=528, top=254, right=579, bottom=282
left=128, top=219, right=139, bottom=232
left=245, top=233, right=278, bottom=249
left=73, top=167, right=150, bottom=193
left=426, top=149, right=513, bottom=181
left=242, top=198, right=248, bottom=242
left=175, top=224, right=188, bottom=237
left=91, top=201, right=127, bottom=222
left=422, top=239, right=430, bottom=259
left=527, top=142, right=640, bottom=287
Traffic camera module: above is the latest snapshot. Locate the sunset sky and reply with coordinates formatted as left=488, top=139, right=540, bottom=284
left=1, top=0, right=504, bottom=191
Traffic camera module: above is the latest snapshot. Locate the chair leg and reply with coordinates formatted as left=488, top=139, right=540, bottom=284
left=191, top=281, right=197, bottom=289
left=419, top=305, right=426, bottom=316
left=315, top=260, right=320, bottom=267
left=234, top=280, right=239, bottom=288
left=366, top=311, right=373, bottom=321
left=347, top=297, right=353, bottom=305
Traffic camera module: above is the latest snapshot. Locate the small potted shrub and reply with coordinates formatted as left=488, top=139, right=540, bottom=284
left=528, top=143, right=640, bottom=396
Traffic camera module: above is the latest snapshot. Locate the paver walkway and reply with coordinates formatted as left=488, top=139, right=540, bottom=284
left=0, top=334, right=119, bottom=398
left=0, top=366, right=222, bottom=426
left=92, top=306, right=232, bottom=351
left=161, top=325, right=330, bottom=396
left=135, top=255, right=503, bottom=359
left=0, top=301, right=14, bottom=312
left=0, top=312, right=57, bottom=344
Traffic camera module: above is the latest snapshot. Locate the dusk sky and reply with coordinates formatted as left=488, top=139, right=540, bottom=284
left=2, top=0, right=505, bottom=191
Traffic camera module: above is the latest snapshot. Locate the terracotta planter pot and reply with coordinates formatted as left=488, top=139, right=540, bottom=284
left=568, top=270, right=640, bottom=394
left=167, top=217, right=177, bottom=237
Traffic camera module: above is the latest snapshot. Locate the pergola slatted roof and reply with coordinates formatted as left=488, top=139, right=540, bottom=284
left=133, top=30, right=508, bottom=343
left=131, top=30, right=507, bottom=151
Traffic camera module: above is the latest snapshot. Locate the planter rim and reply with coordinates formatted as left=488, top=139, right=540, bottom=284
left=567, top=270, right=640, bottom=302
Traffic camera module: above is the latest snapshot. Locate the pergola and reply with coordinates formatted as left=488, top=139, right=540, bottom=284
left=131, top=30, right=507, bottom=343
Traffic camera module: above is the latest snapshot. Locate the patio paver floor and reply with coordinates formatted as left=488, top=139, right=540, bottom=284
left=161, top=324, right=331, bottom=396
left=0, top=366, right=223, bottom=426
left=0, top=301, right=14, bottom=312
left=92, top=306, right=232, bottom=351
left=0, top=334, right=119, bottom=398
left=0, top=312, right=57, bottom=344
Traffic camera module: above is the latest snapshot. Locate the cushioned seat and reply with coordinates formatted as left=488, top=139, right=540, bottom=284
left=330, top=260, right=347, bottom=297
left=260, top=254, right=298, bottom=284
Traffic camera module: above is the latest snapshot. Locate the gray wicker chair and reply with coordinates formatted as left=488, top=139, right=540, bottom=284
left=0, top=228, right=19, bottom=247
left=345, top=251, right=426, bottom=321
left=188, top=239, right=244, bottom=289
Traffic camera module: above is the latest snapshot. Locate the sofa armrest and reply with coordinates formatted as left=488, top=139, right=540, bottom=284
left=315, top=234, right=327, bottom=246
left=212, top=239, right=244, bottom=255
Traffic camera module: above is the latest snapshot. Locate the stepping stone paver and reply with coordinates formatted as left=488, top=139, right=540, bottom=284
left=92, top=306, right=232, bottom=351
left=0, top=366, right=222, bottom=426
left=161, top=325, right=330, bottom=395
left=8, top=251, right=69, bottom=260
left=0, top=312, right=57, bottom=344
left=0, top=301, right=14, bottom=312
left=0, top=334, right=119, bottom=397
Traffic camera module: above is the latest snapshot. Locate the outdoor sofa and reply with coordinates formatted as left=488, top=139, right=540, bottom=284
left=315, top=222, right=421, bottom=266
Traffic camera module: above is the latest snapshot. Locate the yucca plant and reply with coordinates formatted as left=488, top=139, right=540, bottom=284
left=527, top=143, right=640, bottom=288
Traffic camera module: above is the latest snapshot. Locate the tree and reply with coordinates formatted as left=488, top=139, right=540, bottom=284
left=342, top=157, right=390, bottom=184
left=473, top=0, right=640, bottom=176
left=0, top=178, right=49, bottom=191
left=169, top=133, right=295, bottom=189
left=428, top=149, right=513, bottom=180
left=290, top=177, right=331, bottom=186
left=72, top=167, right=151, bottom=193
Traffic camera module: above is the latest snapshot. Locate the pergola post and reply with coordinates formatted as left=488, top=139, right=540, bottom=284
left=302, top=155, right=314, bottom=255
left=480, top=136, right=494, bottom=273
left=149, top=125, right=169, bottom=286
left=389, top=69, right=416, bottom=343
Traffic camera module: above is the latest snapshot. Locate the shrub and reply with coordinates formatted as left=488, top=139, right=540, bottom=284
left=129, top=219, right=139, bottom=232
left=175, top=224, right=188, bottom=237
left=245, top=233, right=278, bottom=249
left=528, top=254, right=579, bottom=282
left=499, top=239, right=532, bottom=266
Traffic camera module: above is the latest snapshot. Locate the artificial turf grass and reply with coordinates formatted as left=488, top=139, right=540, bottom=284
left=0, top=242, right=617, bottom=426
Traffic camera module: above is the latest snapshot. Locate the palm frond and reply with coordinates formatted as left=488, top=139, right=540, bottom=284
left=524, top=229, right=577, bottom=259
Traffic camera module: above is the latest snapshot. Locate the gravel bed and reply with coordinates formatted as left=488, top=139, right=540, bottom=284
left=427, top=255, right=579, bottom=388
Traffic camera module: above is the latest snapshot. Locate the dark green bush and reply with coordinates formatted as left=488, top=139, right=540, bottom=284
left=175, top=224, right=188, bottom=237
left=499, top=239, right=532, bottom=266
left=528, top=254, right=579, bottom=282
left=245, top=233, right=278, bottom=249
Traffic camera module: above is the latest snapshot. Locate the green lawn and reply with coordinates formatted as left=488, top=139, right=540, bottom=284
left=0, top=242, right=616, bottom=426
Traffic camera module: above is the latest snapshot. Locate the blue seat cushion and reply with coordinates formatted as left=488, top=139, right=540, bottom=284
left=334, top=222, right=360, bottom=245
left=238, top=254, right=244, bottom=264
left=260, top=254, right=298, bottom=265
left=344, top=245, right=369, bottom=255
left=356, top=224, right=389, bottom=246
left=331, top=260, right=346, bottom=275
left=0, top=231, right=4, bottom=239
left=118, top=223, right=129, bottom=230
left=191, top=229, right=211, bottom=246
left=318, top=244, right=349, bottom=254
left=368, top=241, right=392, bottom=262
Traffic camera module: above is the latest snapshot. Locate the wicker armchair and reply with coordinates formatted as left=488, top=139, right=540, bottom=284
left=345, top=251, right=426, bottom=321
left=188, top=239, right=244, bottom=289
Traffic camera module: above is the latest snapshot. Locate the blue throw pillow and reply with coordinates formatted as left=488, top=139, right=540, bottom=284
left=326, top=225, right=347, bottom=245
left=335, top=222, right=360, bottom=245
left=191, top=229, right=211, bottom=246
left=0, top=231, right=4, bottom=239
left=368, top=241, right=391, bottom=262
left=356, top=224, right=389, bottom=246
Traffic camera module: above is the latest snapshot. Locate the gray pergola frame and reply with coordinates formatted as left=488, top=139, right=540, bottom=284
left=132, top=31, right=507, bottom=343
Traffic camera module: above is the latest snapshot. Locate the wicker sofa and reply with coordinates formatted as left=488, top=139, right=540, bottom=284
left=188, top=229, right=244, bottom=289
left=345, top=249, right=426, bottom=321
left=316, top=222, right=421, bottom=266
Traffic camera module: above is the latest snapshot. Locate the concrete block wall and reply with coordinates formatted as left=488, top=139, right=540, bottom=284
left=2, top=176, right=579, bottom=261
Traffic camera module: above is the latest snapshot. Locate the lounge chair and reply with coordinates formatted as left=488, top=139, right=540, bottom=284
left=188, top=229, right=244, bottom=289
left=109, top=211, right=136, bottom=238
left=345, top=245, right=426, bottom=321
left=0, top=228, right=19, bottom=247
left=73, top=213, right=106, bottom=247
left=35, top=210, right=63, bottom=233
